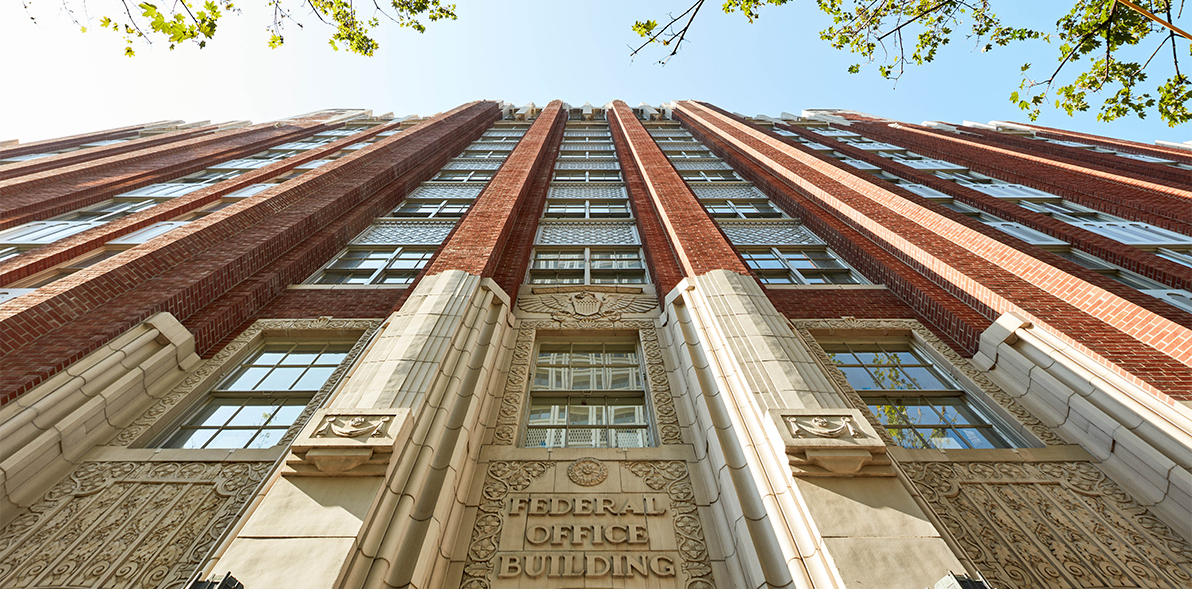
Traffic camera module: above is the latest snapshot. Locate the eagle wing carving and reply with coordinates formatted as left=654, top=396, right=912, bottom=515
left=600, top=294, right=657, bottom=315
left=517, top=293, right=574, bottom=314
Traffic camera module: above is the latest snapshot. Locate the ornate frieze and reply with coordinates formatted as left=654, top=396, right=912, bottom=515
left=517, top=287, right=657, bottom=324
left=903, top=460, right=1192, bottom=588
left=0, top=460, right=271, bottom=589
left=461, top=461, right=554, bottom=589
left=622, top=461, right=716, bottom=589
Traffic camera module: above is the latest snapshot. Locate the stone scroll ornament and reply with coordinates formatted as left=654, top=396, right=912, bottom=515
left=623, top=461, right=716, bottom=589
left=903, top=460, right=1192, bottom=587
left=0, top=461, right=271, bottom=589
left=461, top=461, right=554, bottom=589
left=492, top=319, right=682, bottom=447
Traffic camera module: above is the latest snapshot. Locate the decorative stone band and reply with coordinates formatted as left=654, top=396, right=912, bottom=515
left=286, top=408, right=410, bottom=476
left=770, top=409, right=893, bottom=477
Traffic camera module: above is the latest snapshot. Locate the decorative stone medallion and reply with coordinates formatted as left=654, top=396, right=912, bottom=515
left=567, top=458, right=608, bottom=487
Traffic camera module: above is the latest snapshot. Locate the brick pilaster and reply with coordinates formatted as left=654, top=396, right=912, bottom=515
left=0, top=122, right=337, bottom=229
left=678, top=100, right=1192, bottom=402
left=608, top=108, right=686, bottom=296
left=840, top=118, right=1192, bottom=235
left=778, top=123, right=1192, bottom=295
left=0, top=101, right=500, bottom=404
left=0, top=122, right=405, bottom=286
left=608, top=100, right=750, bottom=279
left=0, top=121, right=174, bottom=160
left=425, top=100, right=568, bottom=279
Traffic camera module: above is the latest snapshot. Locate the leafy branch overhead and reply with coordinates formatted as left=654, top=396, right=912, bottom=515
left=632, top=0, right=1191, bottom=127
left=36, top=0, right=456, bottom=57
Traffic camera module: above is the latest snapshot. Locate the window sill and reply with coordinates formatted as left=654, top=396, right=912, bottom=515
left=887, top=444, right=1089, bottom=463
left=763, top=284, right=886, bottom=290
left=288, top=284, right=410, bottom=290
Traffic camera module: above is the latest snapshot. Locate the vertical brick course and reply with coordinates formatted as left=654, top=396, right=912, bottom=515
left=426, top=101, right=568, bottom=278
left=841, top=118, right=1192, bottom=234
left=680, top=100, right=1192, bottom=402
left=608, top=101, right=750, bottom=279
left=779, top=123, right=1192, bottom=296
left=0, top=101, right=499, bottom=404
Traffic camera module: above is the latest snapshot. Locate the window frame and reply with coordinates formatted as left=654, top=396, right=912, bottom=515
left=527, top=247, right=648, bottom=285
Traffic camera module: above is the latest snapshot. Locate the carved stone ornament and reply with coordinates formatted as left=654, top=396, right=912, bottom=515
left=287, top=408, right=409, bottom=476
left=461, top=461, right=554, bottom=589
left=567, top=458, right=608, bottom=486
left=493, top=319, right=682, bottom=447
left=903, top=460, right=1192, bottom=587
left=111, top=318, right=382, bottom=447
left=772, top=409, right=893, bottom=477
left=517, top=287, right=657, bottom=325
left=790, top=318, right=1065, bottom=447
left=623, top=461, right=717, bottom=589
left=0, top=460, right=271, bottom=589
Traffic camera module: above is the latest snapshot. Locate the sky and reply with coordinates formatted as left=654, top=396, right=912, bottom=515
left=1, top=0, right=1188, bottom=144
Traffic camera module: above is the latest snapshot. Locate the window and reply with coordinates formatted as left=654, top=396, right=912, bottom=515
left=702, top=199, right=784, bottom=219
left=524, top=342, right=650, bottom=448
left=821, top=341, right=1014, bottom=450
left=552, top=169, right=624, bottom=182
left=740, top=247, right=865, bottom=284
left=391, top=199, right=472, bottom=218
left=432, top=170, right=495, bottom=182
left=309, top=246, right=435, bottom=284
left=164, top=342, right=352, bottom=449
left=529, top=248, right=646, bottom=284
left=543, top=200, right=631, bottom=219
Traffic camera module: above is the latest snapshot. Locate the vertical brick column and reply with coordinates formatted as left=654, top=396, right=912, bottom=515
left=608, top=107, right=686, bottom=295
left=1010, top=121, right=1192, bottom=164
left=777, top=123, right=1192, bottom=294
left=0, top=121, right=171, bottom=160
left=424, top=100, right=568, bottom=280
left=0, top=101, right=500, bottom=404
left=676, top=100, right=1192, bottom=403
left=947, top=124, right=1191, bottom=188
left=839, top=118, right=1191, bottom=234
left=607, top=100, right=751, bottom=279
left=0, top=121, right=341, bottom=229
left=487, top=111, right=568, bottom=297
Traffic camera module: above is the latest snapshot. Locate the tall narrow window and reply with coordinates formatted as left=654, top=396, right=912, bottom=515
left=164, top=342, right=352, bottom=449
left=820, top=341, right=1016, bottom=450
left=524, top=342, right=651, bottom=448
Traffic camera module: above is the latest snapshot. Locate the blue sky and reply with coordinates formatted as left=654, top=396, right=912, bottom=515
left=1, top=1, right=1188, bottom=144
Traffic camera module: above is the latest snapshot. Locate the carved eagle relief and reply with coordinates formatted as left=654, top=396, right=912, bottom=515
left=517, top=291, right=657, bottom=323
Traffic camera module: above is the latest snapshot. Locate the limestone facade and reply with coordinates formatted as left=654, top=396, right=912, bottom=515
left=2, top=103, right=1189, bottom=589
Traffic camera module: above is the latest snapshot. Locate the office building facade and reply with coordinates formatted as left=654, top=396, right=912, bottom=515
left=1, top=100, right=1190, bottom=589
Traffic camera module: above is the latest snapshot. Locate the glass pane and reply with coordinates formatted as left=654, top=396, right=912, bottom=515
left=206, top=429, right=256, bottom=449
left=292, top=366, right=335, bottom=391
left=605, top=345, right=638, bottom=364
left=527, top=401, right=559, bottom=425
left=568, top=404, right=601, bottom=425
left=190, top=401, right=240, bottom=427
left=959, top=427, right=1008, bottom=450
left=607, top=367, right=638, bottom=389
left=254, top=346, right=291, bottom=365
left=270, top=404, right=305, bottom=426
left=281, top=345, right=325, bottom=365
left=221, top=366, right=270, bottom=391
left=247, top=428, right=287, bottom=449
left=170, top=428, right=217, bottom=449
left=839, top=366, right=879, bottom=390
left=317, top=350, right=349, bottom=364
left=571, top=344, right=603, bottom=365
left=900, top=366, right=947, bottom=390
left=255, top=367, right=304, bottom=390
left=885, top=427, right=930, bottom=449
left=571, top=368, right=598, bottom=390
left=922, top=428, right=965, bottom=450
left=229, top=402, right=279, bottom=426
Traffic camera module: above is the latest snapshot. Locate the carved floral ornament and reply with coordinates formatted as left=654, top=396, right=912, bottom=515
left=567, top=458, right=608, bottom=486
left=788, top=317, right=1064, bottom=447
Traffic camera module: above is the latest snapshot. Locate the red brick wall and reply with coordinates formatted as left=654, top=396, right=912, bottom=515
left=0, top=122, right=404, bottom=286
left=0, top=124, right=225, bottom=182
left=779, top=123, right=1192, bottom=296
left=426, top=101, right=568, bottom=278
left=0, top=101, right=500, bottom=404
left=0, top=123, right=335, bottom=229
left=1009, top=121, right=1192, bottom=164
left=949, top=125, right=1190, bottom=188
left=489, top=114, right=568, bottom=298
left=0, top=121, right=162, bottom=159
left=608, top=110, right=687, bottom=297
left=841, top=118, right=1192, bottom=235
left=681, top=101, right=1192, bottom=402
left=608, top=100, right=751, bottom=279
